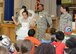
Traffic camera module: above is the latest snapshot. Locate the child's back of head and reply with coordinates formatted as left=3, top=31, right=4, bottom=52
left=56, top=31, right=64, bottom=41
left=66, top=37, right=76, bottom=49
left=14, top=40, right=34, bottom=54
left=21, top=40, right=33, bottom=54
left=69, top=48, right=76, bottom=54
left=35, top=43, right=55, bottom=54
left=28, top=29, right=35, bottom=37
left=65, top=37, right=76, bottom=54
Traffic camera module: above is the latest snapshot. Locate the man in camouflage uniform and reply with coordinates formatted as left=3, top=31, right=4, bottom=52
left=35, top=4, right=52, bottom=41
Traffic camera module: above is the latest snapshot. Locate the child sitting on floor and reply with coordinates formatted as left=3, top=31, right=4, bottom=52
left=52, top=31, right=66, bottom=54
left=25, top=29, right=41, bottom=46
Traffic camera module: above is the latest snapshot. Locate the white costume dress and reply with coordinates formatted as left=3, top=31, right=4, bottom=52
left=16, top=18, right=30, bottom=40
left=16, top=9, right=35, bottom=40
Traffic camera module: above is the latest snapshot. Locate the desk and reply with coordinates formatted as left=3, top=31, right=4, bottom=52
left=0, top=24, right=16, bottom=42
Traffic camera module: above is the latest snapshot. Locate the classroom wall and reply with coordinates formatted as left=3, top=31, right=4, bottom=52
left=14, top=0, right=56, bottom=16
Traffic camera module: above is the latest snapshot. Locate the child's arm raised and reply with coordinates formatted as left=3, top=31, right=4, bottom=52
left=12, top=16, right=20, bottom=25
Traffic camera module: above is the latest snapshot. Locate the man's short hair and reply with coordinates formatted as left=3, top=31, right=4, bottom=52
left=38, top=4, right=44, bottom=7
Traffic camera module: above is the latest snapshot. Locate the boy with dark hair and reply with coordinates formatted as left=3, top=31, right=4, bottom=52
left=28, top=29, right=35, bottom=36
left=56, top=31, right=64, bottom=40
left=52, top=31, right=65, bottom=54
left=25, top=29, right=41, bottom=46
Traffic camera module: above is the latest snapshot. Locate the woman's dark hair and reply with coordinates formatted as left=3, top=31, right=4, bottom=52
left=22, top=10, right=28, bottom=16
left=61, top=5, right=69, bottom=13
left=35, top=43, right=55, bottom=54
left=22, top=5, right=27, bottom=10
left=56, top=31, right=64, bottom=41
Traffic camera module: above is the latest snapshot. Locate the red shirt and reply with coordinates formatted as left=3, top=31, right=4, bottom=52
left=52, top=41, right=65, bottom=54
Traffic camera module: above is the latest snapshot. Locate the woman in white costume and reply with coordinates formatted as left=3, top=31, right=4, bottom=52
left=12, top=9, right=35, bottom=40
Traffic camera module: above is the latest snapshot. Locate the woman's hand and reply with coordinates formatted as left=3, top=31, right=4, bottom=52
left=12, top=16, right=15, bottom=20
left=12, top=16, right=20, bottom=25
